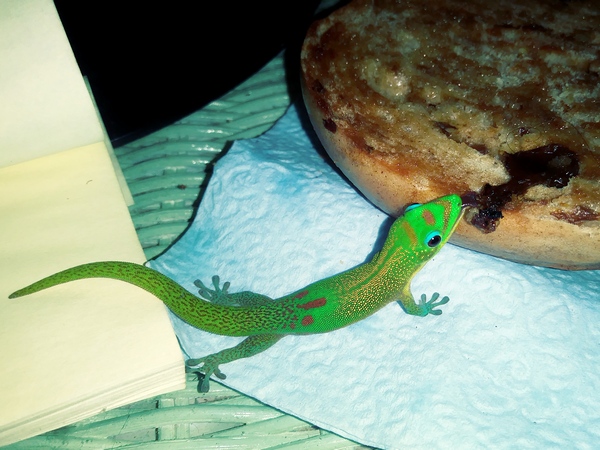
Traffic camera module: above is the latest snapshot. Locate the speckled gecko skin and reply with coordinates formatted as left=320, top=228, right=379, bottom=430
left=10, top=194, right=463, bottom=392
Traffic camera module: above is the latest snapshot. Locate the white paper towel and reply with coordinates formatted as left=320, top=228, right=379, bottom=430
left=149, top=103, right=600, bottom=449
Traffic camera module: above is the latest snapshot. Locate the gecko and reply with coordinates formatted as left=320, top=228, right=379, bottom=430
left=9, top=194, right=463, bottom=392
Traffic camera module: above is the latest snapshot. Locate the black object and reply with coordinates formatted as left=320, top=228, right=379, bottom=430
left=54, top=1, right=320, bottom=147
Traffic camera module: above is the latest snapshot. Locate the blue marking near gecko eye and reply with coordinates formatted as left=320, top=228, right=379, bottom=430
left=404, top=203, right=421, bottom=213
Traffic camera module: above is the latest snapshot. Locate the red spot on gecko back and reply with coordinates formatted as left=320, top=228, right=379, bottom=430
left=294, top=290, right=309, bottom=299
left=301, top=315, right=314, bottom=326
left=297, top=297, right=326, bottom=310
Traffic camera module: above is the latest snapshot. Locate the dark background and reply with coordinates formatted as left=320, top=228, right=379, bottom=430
left=54, top=1, right=321, bottom=147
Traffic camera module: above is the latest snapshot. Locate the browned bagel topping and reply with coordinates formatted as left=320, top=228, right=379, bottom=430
left=467, top=144, right=580, bottom=233
left=551, top=205, right=599, bottom=225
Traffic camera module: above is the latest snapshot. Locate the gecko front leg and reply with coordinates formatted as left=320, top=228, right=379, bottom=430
left=187, top=334, right=284, bottom=392
left=397, top=287, right=450, bottom=317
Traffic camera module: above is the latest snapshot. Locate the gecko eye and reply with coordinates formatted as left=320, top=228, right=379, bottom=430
left=426, top=231, right=442, bottom=247
left=404, top=203, right=421, bottom=213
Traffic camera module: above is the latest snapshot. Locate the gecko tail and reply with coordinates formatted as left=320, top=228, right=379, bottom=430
left=9, top=261, right=260, bottom=338
left=9, top=261, right=144, bottom=299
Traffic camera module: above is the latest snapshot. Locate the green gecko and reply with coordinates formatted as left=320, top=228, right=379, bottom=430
left=10, top=194, right=463, bottom=392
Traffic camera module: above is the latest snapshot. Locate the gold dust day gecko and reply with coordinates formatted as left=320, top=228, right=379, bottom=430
left=10, top=194, right=464, bottom=392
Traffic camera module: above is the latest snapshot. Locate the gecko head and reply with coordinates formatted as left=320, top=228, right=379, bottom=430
left=388, top=194, right=464, bottom=264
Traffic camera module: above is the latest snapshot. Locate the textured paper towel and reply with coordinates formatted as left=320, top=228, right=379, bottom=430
left=149, top=104, right=600, bottom=449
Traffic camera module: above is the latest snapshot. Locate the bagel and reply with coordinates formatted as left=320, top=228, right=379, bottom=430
left=301, top=0, right=600, bottom=270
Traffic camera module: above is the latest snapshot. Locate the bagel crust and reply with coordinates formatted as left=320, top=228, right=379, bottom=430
left=301, top=0, right=600, bottom=270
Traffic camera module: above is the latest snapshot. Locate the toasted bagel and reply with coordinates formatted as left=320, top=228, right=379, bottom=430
left=301, top=0, right=600, bottom=269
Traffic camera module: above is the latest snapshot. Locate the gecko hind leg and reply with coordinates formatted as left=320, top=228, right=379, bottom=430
left=186, top=334, right=284, bottom=392
left=194, top=275, right=273, bottom=307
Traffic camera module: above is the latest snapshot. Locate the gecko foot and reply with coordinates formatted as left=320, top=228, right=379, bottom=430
left=418, top=292, right=449, bottom=316
left=194, top=276, right=273, bottom=307
left=186, top=355, right=227, bottom=392
left=194, top=275, right=232, bottom=305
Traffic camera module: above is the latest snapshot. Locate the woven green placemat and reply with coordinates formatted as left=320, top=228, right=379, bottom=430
left=115, top=53, right=294, bottom=260
left=4, top=53, right=372, bottom=449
